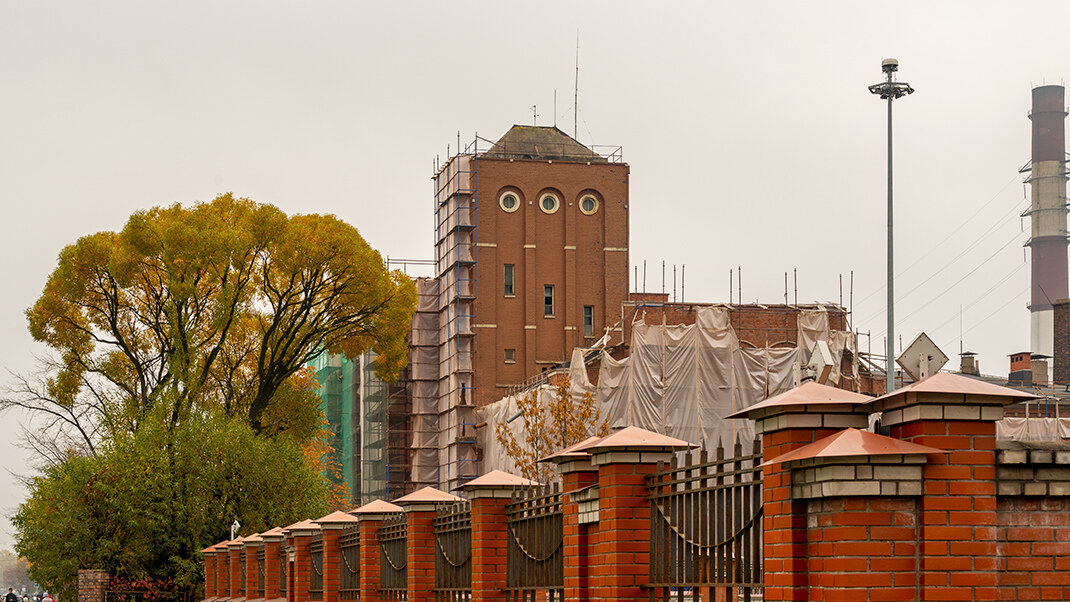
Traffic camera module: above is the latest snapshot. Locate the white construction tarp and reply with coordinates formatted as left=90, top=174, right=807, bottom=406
left=478, top=306, right=853, bottom=475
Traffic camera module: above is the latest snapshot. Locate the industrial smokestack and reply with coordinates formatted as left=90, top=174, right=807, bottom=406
left=1025, top=85, right=1068, bottom=376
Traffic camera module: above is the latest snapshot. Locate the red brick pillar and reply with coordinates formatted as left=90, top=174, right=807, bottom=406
left=78, top=568, right=110, bottom=602
left=201, top=548, right=218, bottom=599
left=583, top=427, right=693, bottom=602
left=461, top=470, right=538, bottom=601
left=868, top=373, right=1032, bottom=601
left=550, top=452, right=598, bottom=601
left=261, top=528, right=286, bottom=601
left=245, top=535, right=264, bottom=600
left=354, top=500, right=404, bottom=602
left=726, top=381, right=871, bottom=601
left=228, top=538, right=247, bottom=600
left=286, top=521, right=321, bottom=602
left=394, top=487, right=464, bottom=602
left=214, top=542, right=231, bottom=600
left=314, top=512, right=360, bottom=602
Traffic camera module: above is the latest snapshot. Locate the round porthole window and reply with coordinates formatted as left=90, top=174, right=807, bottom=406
left=539, top=193, right=560, bottom=214
left=499, top=191, right=520, bottom=213
left=579, top=195, right=599, bottom=215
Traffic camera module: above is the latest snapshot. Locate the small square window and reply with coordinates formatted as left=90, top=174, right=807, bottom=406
left=504, top=348, right=516, bottom=364
left=583, top=305, right=594, bottom=337
left=504, top=264, right=515, bottom=296
left=544, top=285, right=555, bottom=316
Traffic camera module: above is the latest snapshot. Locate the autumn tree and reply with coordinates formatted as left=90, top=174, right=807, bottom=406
left=10, top=193, right=415, bottom=444
left=4, top=194, right=417, bottom=597
left=495, top=377, right=609, bottom=483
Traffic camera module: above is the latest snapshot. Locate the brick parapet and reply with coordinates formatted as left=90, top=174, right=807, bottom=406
left=469, top=495, right=509, bottom=601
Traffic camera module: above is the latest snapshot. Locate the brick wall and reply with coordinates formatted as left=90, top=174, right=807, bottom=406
left=1054, top=298, right=1070, bottom=386
left=997, top=497, right=1070, bottom=599
left=77, top=569, right=109, bottom=602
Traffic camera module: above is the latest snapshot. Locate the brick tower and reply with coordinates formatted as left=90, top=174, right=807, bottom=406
left=432, top=125, right=629, bottom=489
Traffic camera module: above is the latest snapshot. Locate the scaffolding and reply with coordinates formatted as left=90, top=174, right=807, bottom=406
left=359, top=354, right=414, bottom=503
left=433, top=139, right=481, bottom=491
left=408, top=277, right=441, bottom=488
left=309, top=353, right=358, bottom=504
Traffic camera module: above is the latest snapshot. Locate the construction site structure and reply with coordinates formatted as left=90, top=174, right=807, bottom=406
left=427, top=126, right=630, bottom=492
left=1023, top=85, right=1069, bottom=368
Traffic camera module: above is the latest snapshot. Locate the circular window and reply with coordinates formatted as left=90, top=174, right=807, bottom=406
left=579, top=195, right=599, bottom=215
left=499, top=191, right=520, bottom=213
left=539, top=193, right=560, bottom=214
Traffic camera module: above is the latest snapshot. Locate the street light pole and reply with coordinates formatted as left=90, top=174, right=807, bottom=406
left=869, top=58, right=914, bottom=394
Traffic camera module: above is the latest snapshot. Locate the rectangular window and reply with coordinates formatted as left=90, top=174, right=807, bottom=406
left=504, top=264, right=514, bottom=296
left=544, top=285, right=555, bottom=317
left=584, top=305, right=594, bottom=337
left=504, top=348, right=516, bottom=364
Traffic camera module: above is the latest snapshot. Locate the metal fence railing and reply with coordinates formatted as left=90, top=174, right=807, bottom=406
left=433, top=501, right=471, bottom=601
left=505, top=484, right=563, bottom=601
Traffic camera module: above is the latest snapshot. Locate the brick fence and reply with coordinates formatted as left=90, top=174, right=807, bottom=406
left=196, top=374, right=1070, bottom=601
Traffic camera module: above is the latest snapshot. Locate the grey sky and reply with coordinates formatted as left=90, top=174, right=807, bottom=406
left=1, top=1, right=1067, bottom=550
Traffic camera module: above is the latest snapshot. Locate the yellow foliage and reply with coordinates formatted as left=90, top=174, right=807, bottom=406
left=495, top=377, right=609, bottom=483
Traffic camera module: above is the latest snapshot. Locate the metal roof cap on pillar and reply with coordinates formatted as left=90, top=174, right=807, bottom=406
left=282, top=519, right=321, bottom=535
left=242, top=533, right=263, bottom=546
left=350, top=499, right=403, bottom=519
left=537, top=435, right=604, bottom=463
left=226, top=536, right=247, bottom=549
left=314, top=511, right=359, bottom=529
left=459, top=469, right=538, bottom=489
left=394, top=486, right=463, bottom=511
left=202, top=541, right=228, bottom=554
left=580, top=426, right=693, bottom=466
left=762, top=428, right=948, bottom=467
left=726, top=381, right=871, bottom=420
left=259, top=527, right=286, bottom=542
left=864, top=371, right=1038, bottom=412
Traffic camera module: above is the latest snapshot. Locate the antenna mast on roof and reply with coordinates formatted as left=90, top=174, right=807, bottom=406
left=574, top=30, right=579, bottom=138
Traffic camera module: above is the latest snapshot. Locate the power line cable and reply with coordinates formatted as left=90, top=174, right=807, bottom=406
left=928, top=261, right=1026, bottom=335
left=961, top=291, right=1028, bottom=338
left=855, top=174, right=1022, bottom=306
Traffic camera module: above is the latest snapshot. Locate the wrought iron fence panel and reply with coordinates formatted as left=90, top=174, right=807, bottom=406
left=239, top=550, right=247, bottom=596
left=433, top=501, right=472, bottom=601
left=379, top=513, right=408, bottom=601
left=257, top=547, right=266, bottom=598
left=309, top=534, right=325, bottom=601
left=340, top=525, right=361, bottom=600
left=280, top=547, right=289, bottom=597
left=505, top=484, right=563, bottom=600
left=647, top=436, right=764, bottom=602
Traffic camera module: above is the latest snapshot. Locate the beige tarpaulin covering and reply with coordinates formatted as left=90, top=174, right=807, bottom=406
left=997, top=417, right=1070, bottom=441
left=477, top=306, right=854, bottom=475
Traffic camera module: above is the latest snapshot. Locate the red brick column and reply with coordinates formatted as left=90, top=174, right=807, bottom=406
left=404, top=507, right=436, bottom=601
left=558, top=461, right=598, bottom=601
left=215, top=542, right=231, bottom=600
left=202, top=550, right=217, bottom=599
left=315, top=512, right=360, bottom=602
left=228, top=540, right=246, bottom=600
left=354, top=500, right=404, bottom=602
left=245, top=536, right=263, bottom=601
left=889, top=418, right=998, bottom=600
left=762, top=426, right=844, bottom=601
left=261, top=529, right=286, bottom=601
left=287, top=522, right=321, bottom=602
left=461, top=470, right=537, bottom=601
left=78, top=568, right=110, bottom=602
left=586, top=446, right=673, bottom=601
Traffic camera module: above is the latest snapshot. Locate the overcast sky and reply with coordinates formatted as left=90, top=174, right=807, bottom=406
left=2, top=1, right=1068, bottom=550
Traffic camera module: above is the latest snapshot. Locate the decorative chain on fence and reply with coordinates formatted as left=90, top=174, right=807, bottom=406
left=433, top=500, right=472, bottom=601
left=309, top=535, right=324, bottom=601
left=379, top=513, right=408, bottom=601
left=339, top=525, right=361, bottom=600
left=647, top=436, right=764, bottom=602
left=505, top=483, right=564, bottom=601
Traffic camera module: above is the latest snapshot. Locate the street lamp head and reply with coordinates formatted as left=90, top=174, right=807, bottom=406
left=882, top=58, right=899, bottom=74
